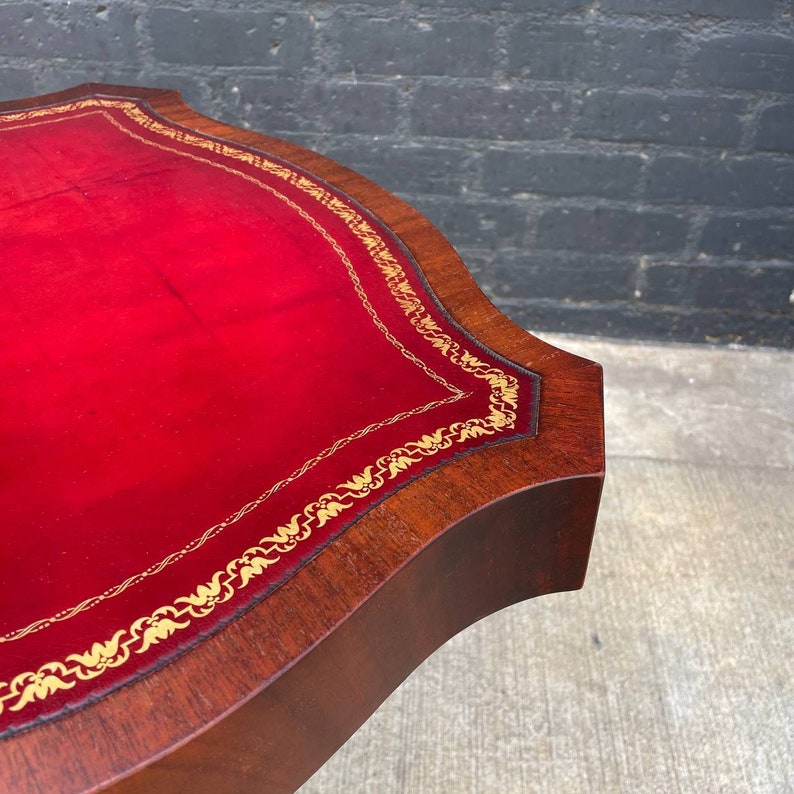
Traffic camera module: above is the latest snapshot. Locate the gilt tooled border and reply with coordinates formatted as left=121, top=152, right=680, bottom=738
left=0, top=102, right=468, bottom=644
left=0, top=99, right=527, bottom=721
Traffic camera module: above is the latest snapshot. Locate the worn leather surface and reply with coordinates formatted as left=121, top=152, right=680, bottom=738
left=0, top=97, right=538, bottom=733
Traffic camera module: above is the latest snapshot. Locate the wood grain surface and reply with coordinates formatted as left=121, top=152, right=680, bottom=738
left=299, top=336, right=793, bottom=793
left=0, top=84, right=604, bottom=794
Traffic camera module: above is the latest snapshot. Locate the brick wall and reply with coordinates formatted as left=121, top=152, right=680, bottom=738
left=1, top=1, right=793, bottom=346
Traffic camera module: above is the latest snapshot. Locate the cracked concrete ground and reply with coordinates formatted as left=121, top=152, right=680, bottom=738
left=299, top=334, right=793, bottom=794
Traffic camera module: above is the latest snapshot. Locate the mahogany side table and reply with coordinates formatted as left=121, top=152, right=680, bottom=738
left=0, top=84, right=604, bottom=793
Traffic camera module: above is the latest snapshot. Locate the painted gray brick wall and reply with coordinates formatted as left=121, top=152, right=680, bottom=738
left=1, top=0, right=792, bottom=346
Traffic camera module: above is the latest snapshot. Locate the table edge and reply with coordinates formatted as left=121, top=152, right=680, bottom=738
left=0, top=84, right=605, bottom=794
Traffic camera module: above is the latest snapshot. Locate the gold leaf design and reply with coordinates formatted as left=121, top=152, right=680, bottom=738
left=132, top=609, right=191, bottom=655
left=175, top=572, right=234, bottom=617
left=6, top=665, right=76, bottom=712
left=262, top=514, right=305, bottom=546
left=0, top=96, right=534, bottom=720
left=313, top=497, right=351, bottom=529
left=237, top=553, right=279, bottom=589
left=66, top=630, right=129, bottom=677
left=385, top=452, right=422, bottom=478
left=339, top=466, right=382, bottom=495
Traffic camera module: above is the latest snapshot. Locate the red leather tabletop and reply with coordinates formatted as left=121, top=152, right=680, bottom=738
left=0, top=96, right=539, bottom=734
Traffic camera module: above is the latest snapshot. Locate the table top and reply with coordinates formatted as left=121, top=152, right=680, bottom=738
left=0, top=84, right=604, bottom=793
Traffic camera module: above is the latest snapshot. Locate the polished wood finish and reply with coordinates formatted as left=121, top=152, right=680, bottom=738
left=0, top=84, right=604, bottom=794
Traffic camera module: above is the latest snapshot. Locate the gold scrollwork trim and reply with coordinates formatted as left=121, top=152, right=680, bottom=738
left=1, top=393, right=466, bottom=645
left=0, top=98, right=523, bottom=718
left=0, top=101, right=467, bottom=644
left=0, top=413, right=517, bottom=717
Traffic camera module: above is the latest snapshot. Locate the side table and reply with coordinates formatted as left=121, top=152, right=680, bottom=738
left=0, top=84, right=604, bottom=793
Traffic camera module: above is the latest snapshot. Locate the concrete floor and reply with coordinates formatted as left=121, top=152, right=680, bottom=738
left=298, top=334, right=793, bottom=793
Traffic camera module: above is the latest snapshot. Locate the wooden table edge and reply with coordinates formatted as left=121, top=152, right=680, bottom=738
left=0, top=84, right=605, bottom=794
